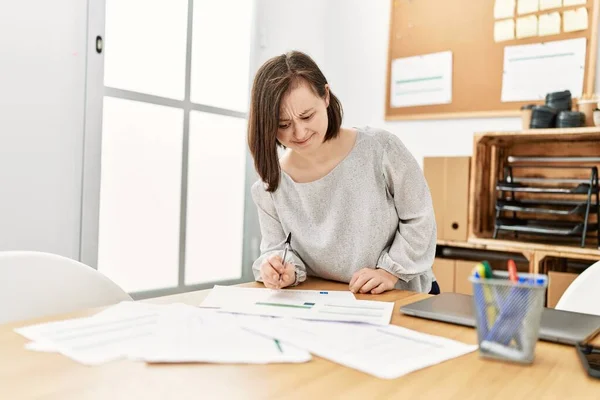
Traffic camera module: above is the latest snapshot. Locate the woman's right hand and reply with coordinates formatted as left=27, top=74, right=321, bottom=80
left=260, top=254, right=295, bottom=289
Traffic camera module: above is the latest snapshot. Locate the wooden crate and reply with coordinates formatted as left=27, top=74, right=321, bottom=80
left=468, top=127, right=600, bottom=248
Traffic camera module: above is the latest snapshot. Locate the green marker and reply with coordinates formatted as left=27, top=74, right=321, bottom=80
left=482, top=260, right=493, bottom=278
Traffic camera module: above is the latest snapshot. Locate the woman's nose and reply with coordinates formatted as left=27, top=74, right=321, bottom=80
left=292, top=122, right=308, bottom=138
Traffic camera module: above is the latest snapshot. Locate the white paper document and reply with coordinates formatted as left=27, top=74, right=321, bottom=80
left=564, top=7, right=589, bottom=32
left=125, top=307, right=311, bottom=364
left=220, top=295, right=394, bottom=325
left=540, top=0, right=563, bottom=10
left=517, top=0, right=539, bottom=14
left=516, top=15, right=538, bottom=38
left=563, top=0, right=587, bottom=5
left=15, top=302, right=163, bottom=365
left=243, top=318, right=477, bottom=379
left=494, top=0, right=516, bottom=19
left=495, top=19, right=516, bottom=42
left=390, top=51, right=452, bottom=108
left=201, top=285, right=355, bottom=309
left=15, top=302, right=311, bottom=366
left=539, top=12, right=562, bottom=36
left=501, top=38, right=587, bottom=102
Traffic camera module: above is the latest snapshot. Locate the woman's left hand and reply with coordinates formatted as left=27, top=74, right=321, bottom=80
left=349, top=268, right=399, bottom=294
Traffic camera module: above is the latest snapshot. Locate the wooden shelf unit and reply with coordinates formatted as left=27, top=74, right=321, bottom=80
left=468, top=127, right=600, bottom=249
left=434, top=128, right=600, bottom=304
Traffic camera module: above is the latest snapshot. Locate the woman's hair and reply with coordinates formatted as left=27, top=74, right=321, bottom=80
left=247, top=51, right=343, bottom=192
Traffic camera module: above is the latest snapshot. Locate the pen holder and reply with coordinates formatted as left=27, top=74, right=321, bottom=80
left=469, top=271, right=548, bottom=364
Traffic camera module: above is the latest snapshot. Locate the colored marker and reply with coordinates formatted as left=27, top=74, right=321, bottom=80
left=474, top=262, right=498, bottom=328
left=507, top=260, right=518, bottom=283
left=482, top=260, right=493, bottom=278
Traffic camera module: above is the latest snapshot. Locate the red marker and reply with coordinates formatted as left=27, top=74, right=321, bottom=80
left=507, top=259, right=518, bottom=283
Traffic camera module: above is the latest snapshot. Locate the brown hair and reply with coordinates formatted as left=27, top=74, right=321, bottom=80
left=247, top=51, right=343, bottom=192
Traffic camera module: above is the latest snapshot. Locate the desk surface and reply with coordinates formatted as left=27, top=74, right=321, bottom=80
left=1, top=279, right=598, bottom=399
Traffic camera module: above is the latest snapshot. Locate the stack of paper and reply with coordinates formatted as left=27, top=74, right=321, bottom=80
left=15, top=287, right=478, bottom=379
left=125, top=305, right=311, bottom=364
left=15, top=302, right=311, bottom=366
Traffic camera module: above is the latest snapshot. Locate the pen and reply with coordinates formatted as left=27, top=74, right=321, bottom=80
left=280, top=232, right=292, bottom=286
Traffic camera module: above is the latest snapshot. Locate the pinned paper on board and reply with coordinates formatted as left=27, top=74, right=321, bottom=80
left=516, top=15, right=538, bottom=38
left=539, top=12, right=562, bottom=36
left=564, top=7, right=589, bottom=32
left=495, top=19, right=516, bottom=42
left=390, top=51, right=453, bottom=108
left=517, top=0, right=539, bottom=15
left=563, top=0, right=587, bottom=6
left=494, top=0, right=516, bottom=19
left=501, top=38, right=587, bottom=102
left=539, top=0, right=563, bottom=10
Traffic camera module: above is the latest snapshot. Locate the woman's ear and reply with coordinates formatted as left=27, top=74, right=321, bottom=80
left=324, top=84, right=330, bottom=108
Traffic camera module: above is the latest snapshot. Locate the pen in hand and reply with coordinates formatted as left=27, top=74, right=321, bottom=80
left=280, top=232, right=292, bottom=288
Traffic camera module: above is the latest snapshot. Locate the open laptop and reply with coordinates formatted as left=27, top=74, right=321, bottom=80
left=399, top=292, right=600, bottom=345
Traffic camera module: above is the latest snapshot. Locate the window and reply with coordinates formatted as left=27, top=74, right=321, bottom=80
left=99, top=0, right=254, bottom=296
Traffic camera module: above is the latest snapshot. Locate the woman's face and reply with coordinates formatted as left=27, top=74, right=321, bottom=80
left=277, top=81, right=329, bottom=153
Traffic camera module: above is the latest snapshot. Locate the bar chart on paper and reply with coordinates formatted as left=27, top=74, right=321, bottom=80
left=390, top=51, right=453, bottom=108
left=501, top=38, right=587, bottom=102
left=203, top=286, right=393, bottom=325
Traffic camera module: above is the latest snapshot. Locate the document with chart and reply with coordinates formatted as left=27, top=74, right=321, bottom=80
left=216, top=288, right=394, bottom=325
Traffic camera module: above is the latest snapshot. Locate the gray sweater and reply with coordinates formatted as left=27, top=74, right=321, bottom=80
left=251, top=127, right=437, bottom=293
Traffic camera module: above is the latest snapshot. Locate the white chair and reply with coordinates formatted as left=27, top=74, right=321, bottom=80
left=555, top=260, right=600, bottom=316
left=0, top=251, right=132, bottom=324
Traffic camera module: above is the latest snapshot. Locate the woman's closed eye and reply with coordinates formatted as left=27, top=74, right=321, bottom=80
left=278, top=113, right=315, bottom=129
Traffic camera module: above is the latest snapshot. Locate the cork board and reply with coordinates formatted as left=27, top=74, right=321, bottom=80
left=385, top=0, right=600, bottom=120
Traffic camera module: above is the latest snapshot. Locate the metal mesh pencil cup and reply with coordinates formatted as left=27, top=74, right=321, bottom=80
left=469, top=271, right=548, bottom=364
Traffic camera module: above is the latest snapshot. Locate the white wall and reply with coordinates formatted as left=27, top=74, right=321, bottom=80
left=0, top=1, right=88, bottom=259
left=255, top=0, right=600, bottom=165
left=254, top=0, right=327, bottom=69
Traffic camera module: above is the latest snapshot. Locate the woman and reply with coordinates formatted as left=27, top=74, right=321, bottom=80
left=247, top=51, right=438, bottom=295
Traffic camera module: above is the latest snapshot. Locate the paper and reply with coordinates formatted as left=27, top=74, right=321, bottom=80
left=15, top=302, right=162, bottom=365
left=495, top=19, right=516, bottom=42
left=539, top=12, right=562, bottom=36
left=220, top=296, right=394, bottom=325
left=516, top=15, right=538, bottom=38
left=15, top=302, right=311, bottom=366
left=540, top=0, right=562, bottom=10
left=201, top=285, right=355, bottom=309
left=563, top=0, right=587, bottom=5
left=243, top=318, right=477, bottom=380
left=125, top=307, right=311, bottom=364
left=501, top=38, right=587, bottom=102
left=564, top=7, right=589, bottom=32
left=517, top=0, right=539, bottom=14
left=495, top=0, right=516, bottom=19
left=390, top=51, right=452, bottom=108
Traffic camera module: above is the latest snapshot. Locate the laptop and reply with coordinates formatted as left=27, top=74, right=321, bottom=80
left=399, top=292, right=600, bottom=345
